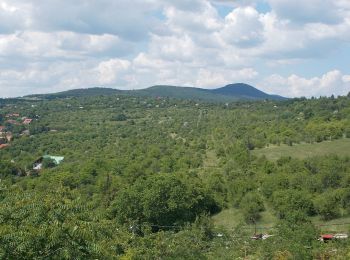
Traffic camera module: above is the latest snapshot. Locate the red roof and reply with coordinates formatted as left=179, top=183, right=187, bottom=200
left=0, top=144, right=9, bottom=149
left=0, top=126, right=5, bottom=131
left=322, top=234, right=333, bottom=239
left=23, top=118, right=33, bottom=124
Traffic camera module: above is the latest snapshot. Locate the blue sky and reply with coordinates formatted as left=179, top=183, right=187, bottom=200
left=0, top=0, right=349, bottom=98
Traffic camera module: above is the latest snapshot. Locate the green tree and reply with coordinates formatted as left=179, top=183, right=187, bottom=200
left=111, top=174, right=218, bottom=227
left=240, top=192, right=265, bottom=223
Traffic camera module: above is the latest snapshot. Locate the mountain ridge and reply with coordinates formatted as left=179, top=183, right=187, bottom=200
left=25, top=83, right=287, bottom=101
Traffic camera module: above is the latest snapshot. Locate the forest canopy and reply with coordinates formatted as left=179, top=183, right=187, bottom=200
left=0, top=93, right=350, bottom=258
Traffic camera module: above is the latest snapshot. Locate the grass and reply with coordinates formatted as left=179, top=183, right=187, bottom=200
left=212, top=205, right=278, bottom=233
left=203, top=150, right=219, bottom=168
left=312, top=215, right=350, bottom=233
left=252, top=138, right=350, bottom=161
left=213, top=208, right=350, bottom=233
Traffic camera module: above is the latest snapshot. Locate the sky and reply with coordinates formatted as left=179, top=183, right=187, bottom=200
left=0, top=0, right=349, bottom=98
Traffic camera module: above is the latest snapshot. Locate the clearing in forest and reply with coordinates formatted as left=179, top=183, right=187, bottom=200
left=252, top=138, right=350, bottom=161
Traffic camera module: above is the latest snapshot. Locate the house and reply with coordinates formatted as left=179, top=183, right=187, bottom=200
left=5, top=113, right=20, bottom=118
left=23, top=118, right=33, bottom=125
left=6, top=133, right=13, bottom=142
left=33, top=155, right=64, bottom=171
left=0, top=144, right=9, bottom=149
left=0, top=126, right=5, bottom=133
left=6, top=119, right=20, bottom=125
left=320, top=234, right=333, bottom=242
left=319, top=233, right=348, bottom=242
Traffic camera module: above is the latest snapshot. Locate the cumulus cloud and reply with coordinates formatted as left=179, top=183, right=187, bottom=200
left=261, top=70, right=350, bottom=97
left=94, top=59, right=131, bottom=85
left=267, top=0, right=345, bottom=24
left=0, top=0, right=160, bottom=40
left=221, top=6, right=264, bottom=47
left=0, top=0, right=349, bottom=98
left=0, top=31, right=133, bottom=60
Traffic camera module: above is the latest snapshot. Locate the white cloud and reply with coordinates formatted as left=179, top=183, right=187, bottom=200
left=94, top=59, right=131, bottom=85
left=261, top=70, right=350, bottom=97
left=0, top=31, right=133, bottom=60
left=195, top=68, right=258, bottom=87
left=0, top=0, right=350, bottom=98
left=221, top=6, right=264, bottom=47
left=267, top=0, right=344, bottom=24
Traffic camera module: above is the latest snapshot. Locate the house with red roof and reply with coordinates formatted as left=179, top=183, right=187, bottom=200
left=0, top=144, right=9, bottom=149
left=23, top=118, right=33, bottom=125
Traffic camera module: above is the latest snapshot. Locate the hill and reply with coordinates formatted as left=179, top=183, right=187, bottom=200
left=27, top=87, right=122, bottom=99
left=210, top=83, right=286, bottom=100
left=26, top=84, right=286, bottom=101
left=127, top=85, right=236, bottom=102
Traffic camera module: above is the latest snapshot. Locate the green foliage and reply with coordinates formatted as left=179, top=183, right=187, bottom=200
left=42, top=157, right=57, bottom=168
left=314, top=191, right=341, bottom=220
left=240, top=192, right=265, bottom=223
left=0, top=93, right=350, bottom=258
left=111, top=173, right=219, bottom=227
left=272, top=190, right=314, bottom=219
left=0, top=161, right=23, bottom=178
left=113, top=113, right=127, bottom=121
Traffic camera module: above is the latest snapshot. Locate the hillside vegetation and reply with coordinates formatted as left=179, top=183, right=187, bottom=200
left=26, top=83, right=286, bottom=101
left=0, top=93, right=350, bottom=259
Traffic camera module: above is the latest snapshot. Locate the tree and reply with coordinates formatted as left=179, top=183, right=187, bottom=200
left=314, top=192, right=340, bottom=220
left=113, top=114, right=127, bottom=121
left=42, top=158, right=57, bottom=168
left=272, top=190, right=314, bottom=219
left=240, top=192, right=265, bottom=223
left=111, top=174, right=218, bottom=227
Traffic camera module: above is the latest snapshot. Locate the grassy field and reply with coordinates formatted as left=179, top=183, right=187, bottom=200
left=213, top=208, right=350, bottom=233
left=252, top=138, right=350, bottom=161
left=212, top=206, right=278, bottom=233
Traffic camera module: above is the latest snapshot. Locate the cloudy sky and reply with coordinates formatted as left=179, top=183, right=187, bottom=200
left=0, top=0, right=349, bottom=98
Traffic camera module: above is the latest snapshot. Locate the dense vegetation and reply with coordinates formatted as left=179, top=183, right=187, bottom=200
left=26, top=83, right=285, bottom=102
left=0, top=92, right=350, bottom=259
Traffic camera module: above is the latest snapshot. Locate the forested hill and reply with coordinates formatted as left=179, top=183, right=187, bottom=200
left=26, top=87, right=123, bottom=99
left=209, top=83, right=286, bottom=100
left=25, top=83, right=286, bottom=101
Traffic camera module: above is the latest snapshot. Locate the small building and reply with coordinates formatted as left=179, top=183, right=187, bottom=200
left=5, top=113, right=20, bottom=118
left=0, top=126, right=5, bottom=133
left=6, top=119, right=20, bottom=125
left=33, top=155, right=64, bottom=171
left=320, top=234, right=333, bottom=242
left=23, top=118, right=33, bottom=125
left=6, top=133, right=13, bottom=142
left=0, top=144, right=9, bottom=149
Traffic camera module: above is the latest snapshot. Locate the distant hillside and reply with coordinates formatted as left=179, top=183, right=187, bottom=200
left=130, top=83, right=286, bottom=101
left=27, top=87, right=122, bottom=99
left=127, top=85, right=237, bottom=102
left=26, top=84, right=287, bottom=101
left=210, top=83, right=286, bottom=100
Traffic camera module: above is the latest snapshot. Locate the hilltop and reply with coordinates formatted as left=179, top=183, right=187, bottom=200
left=26, top=83, right=287, bottom=101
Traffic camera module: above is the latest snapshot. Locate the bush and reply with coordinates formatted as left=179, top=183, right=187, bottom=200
left=113, top=114, right=127, bottom=121
left=111, top=174, right=219, bottom=227
left=240, top=192, right=265, bottom=223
